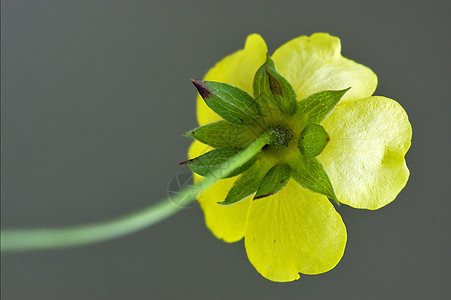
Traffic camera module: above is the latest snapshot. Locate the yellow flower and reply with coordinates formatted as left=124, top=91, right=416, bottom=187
left=187, top=33, right=412, bottom=282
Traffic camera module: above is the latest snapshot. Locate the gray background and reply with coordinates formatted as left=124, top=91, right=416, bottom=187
left=2, top=1, right=450, bottom=299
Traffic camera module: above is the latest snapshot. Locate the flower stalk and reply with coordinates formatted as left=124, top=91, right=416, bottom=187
left=1, top=130, right=278, bottom=252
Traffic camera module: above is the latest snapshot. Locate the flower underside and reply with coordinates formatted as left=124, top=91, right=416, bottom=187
left=184, top=33, right=411, bottom=282
left=184, top=55, right=348, bottom=205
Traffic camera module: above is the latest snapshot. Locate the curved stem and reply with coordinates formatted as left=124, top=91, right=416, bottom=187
left=1, top=131, right=276, bottom=252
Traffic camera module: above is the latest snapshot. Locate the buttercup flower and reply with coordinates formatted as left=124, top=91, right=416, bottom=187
left=186, top=33, right=411, bottom=282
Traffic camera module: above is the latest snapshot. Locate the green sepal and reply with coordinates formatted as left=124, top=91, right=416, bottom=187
left=290, top=154, right=338, bottom=203
left=298, top=88, right=351, bottom=125
left=253, top=54, right=275, bottom=103
left=192, top=79, right=261, bottom=125
left=253, top=55, right=297, bottom=116
left=254, top=163, right=292, bottom=200
left=218, top=161, right=272, bottom=206
left=266, top=66, right=298, bottom=116
left=298, top=124, right=330, bottom=158
left=182, top=147, right=256, bottom=179
left=184, top=120, right=257, bottom=149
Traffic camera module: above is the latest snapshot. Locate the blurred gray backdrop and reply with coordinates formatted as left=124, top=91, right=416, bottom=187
left=2, top=1, right=450, bottom=299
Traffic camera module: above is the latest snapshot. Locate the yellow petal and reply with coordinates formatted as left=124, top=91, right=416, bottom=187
left=197, top=34, right=268, bottom=125
left=318, top=96, right=412, bottom=209
left=188, top=141, right=251, bottom=242
left=244, top=180, right=347, bottom=282
left=271, top=33, right=377, bottom=102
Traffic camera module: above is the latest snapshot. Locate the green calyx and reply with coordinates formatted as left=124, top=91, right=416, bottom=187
left=186, top=55, right=351, bottom=204
left=266, top=126, right=293, bottom=147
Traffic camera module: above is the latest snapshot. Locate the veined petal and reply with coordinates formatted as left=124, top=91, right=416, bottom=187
left=318, top=96, right=412, bottom=209
left=197, top=34, right=268, bottom=125
left=245, top=180, right=347, bottom=282
left=271, top=33, right=377, bottom=102
left=188, top=141, right=250, bottom=242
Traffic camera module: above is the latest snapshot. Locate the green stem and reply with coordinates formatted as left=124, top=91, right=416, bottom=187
left=1, top=131, right=276, bottom=252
